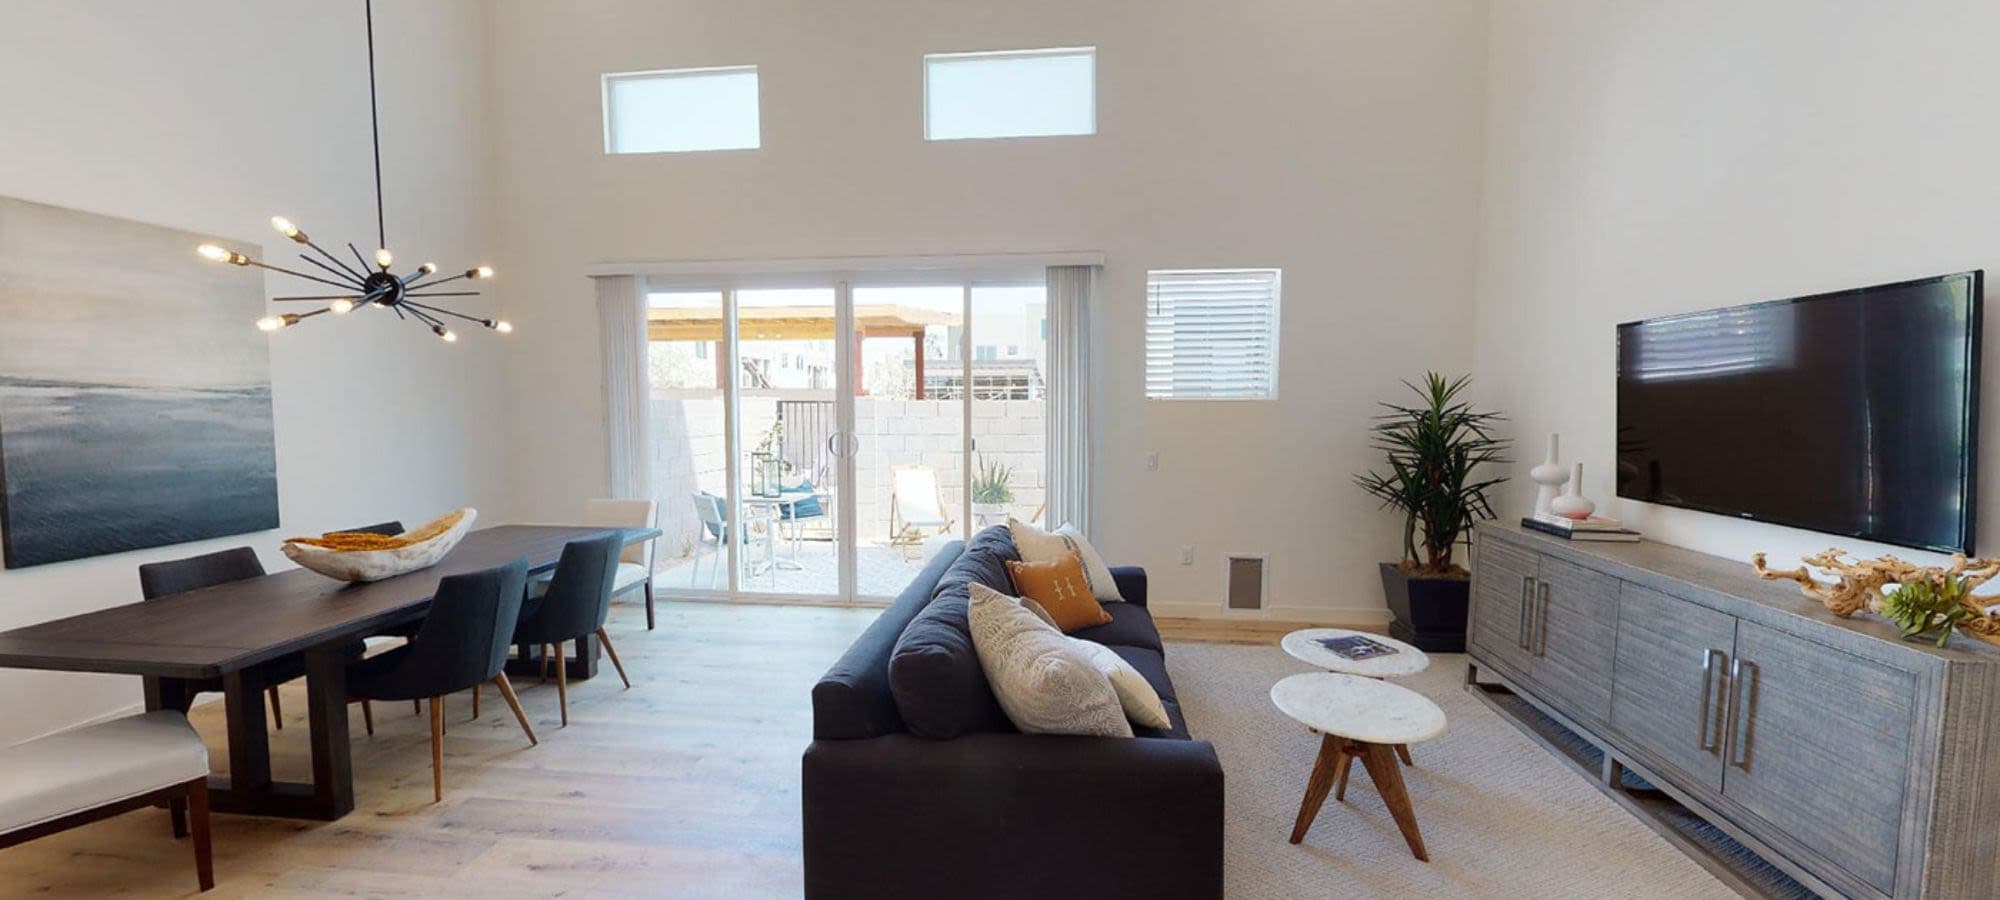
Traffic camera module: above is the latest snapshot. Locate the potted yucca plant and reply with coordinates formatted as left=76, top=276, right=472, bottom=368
left=971, top=455, right=1015, bottom=520
left=1354, top=373, right=1509, bottom=651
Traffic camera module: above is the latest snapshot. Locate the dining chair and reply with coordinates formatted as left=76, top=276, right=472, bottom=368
left=139, top=548, right=302, bottom=731
left=511, top=533, right=629, bottom=727
left=334, top=521, right=426, bottom=714
left=345, top=558, right=535, bottom=803
left=583, top=498, right=659, bottom=629
left=140, top=547, right=387, bottom=735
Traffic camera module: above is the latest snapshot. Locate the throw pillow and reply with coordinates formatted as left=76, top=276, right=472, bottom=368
left=967, top=584, right=1132, bottom=738
left=1006, top=553, right=1112, bottom=632
left=1008, top=518, right=1124, bottom=602
left=1068, top=638, right=1173, bottom=730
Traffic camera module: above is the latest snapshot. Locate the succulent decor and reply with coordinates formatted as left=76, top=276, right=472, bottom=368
left=1752, top=550, right=2000, bottom=647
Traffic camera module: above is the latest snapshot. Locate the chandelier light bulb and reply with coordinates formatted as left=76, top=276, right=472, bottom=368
left=419, top=262, right=437, bottom=275
left=467, top=265, right=494, bottom=280
left=374, top=248, right=394, bottom=269
left=198, top=244, right=230, bottom=262
left=270, top=216, right=302, bottom=240
left=256, top=314, right=286, bottom=332
left=329, top=298, right=355, bottom=315
left=493, top=319, right=514, bottom=334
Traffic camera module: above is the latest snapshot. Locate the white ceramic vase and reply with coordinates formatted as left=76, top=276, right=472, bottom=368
left=1530, top=433, right=1569, bottom=518
left=1550, top=463, right=1595, bottom=521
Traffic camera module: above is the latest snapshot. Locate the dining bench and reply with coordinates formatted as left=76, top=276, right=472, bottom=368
left=0, top=711, right=215, bottom=891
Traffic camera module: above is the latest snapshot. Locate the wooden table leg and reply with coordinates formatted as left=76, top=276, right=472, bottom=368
left=1395, top=743, right=1414, bottom=766
left=304, top=645, right=356, bottom=818
left=1333, top=745, right=1356, bottom=801
left=1289, top=733, right=1344, bottom=844
left=1358, top=742, right=1429, bottom=861
left=220, top=668, right=272, bottom=793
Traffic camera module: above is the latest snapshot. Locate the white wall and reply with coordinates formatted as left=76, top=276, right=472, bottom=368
left=0, top=0, right=505, bottom=744
left=486, top=0, right=1491, bottom=621
left=1476, top=0, right=2000, bottom=570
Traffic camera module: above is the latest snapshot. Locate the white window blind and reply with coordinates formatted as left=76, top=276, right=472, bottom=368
left=603, top=66, right=761, bottom=154
left=1145, top=269, right=1281, bottom=399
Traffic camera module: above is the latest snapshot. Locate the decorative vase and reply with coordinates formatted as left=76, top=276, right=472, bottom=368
left=1529, top=432, right=1569, bottom=517
left=1550, top=462, right=1595, bottom=521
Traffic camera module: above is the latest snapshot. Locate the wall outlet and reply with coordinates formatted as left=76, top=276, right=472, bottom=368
left=1146, top=452, right=1160, bottom=471
left=1180, top=545, right=1195, bottom=566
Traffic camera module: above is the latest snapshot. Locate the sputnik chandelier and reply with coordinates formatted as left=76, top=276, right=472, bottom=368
left=195, top=0, right=507, bottom=343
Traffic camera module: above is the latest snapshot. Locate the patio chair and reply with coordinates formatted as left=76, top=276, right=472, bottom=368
left=889, top=465, right=954, bottom=557
left=691, top=492, right=732, bottom=589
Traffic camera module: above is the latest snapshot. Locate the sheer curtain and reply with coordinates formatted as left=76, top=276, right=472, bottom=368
left=593, top=274, right=652, bottom=500
left=1045, top=265, right=1098, bottom=535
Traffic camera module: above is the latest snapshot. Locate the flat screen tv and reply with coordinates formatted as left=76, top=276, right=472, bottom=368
left=1616, top=271, right=1983, bottom=555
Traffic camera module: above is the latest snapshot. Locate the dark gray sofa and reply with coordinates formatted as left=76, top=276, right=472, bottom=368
left=802, top=529, right=1225, bottom=900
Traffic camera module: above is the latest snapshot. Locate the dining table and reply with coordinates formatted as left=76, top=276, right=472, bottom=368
left=0, top=524, right=660, bottom=821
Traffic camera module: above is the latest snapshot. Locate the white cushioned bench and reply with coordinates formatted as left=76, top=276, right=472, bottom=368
left=0, top=711, right=215, bottom=891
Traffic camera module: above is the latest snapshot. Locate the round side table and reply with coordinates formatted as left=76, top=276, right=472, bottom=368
left=1282, top=628, right=1428, bottom=765
left=1271, top=672, right=1446, bottom=861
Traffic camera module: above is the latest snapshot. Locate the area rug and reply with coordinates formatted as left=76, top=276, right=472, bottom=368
left=1165, top=642, right=1733, bottom=898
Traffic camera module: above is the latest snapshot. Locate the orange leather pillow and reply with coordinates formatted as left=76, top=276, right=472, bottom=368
left=1005, top=553, right=1111, bottom=633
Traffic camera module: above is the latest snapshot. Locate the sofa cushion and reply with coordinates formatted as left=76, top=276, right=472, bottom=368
left=1069, top=600, right=1164, bottom=653
left=1109, top=645, right=1191, bottom=740
left=1006, top=554, right=1111, bottom=632
left=1070, top=636, right=1172, bottom=730
left=969, top=584, right=1131, bottom=738
left=1010, top=518, right=1124, bottom=602
left=888, top=527, right=1021, bottom=739
left=814, top=543, right=962, bottom=740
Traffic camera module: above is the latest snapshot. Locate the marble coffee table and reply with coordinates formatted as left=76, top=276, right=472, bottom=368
left=1282, top=628, right=1428, bottom=765
left=1271, top=671, right=1446, bottom=861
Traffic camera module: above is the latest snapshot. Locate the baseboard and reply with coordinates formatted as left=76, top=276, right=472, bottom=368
left=21, top=700, right=148, bottom=744
left=1146, top=601, right=1391, bottom=627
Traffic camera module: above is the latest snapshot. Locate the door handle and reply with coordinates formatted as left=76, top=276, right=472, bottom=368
left=825, top=432, right=858, bottom=458
left=825, top=432, right=843, bottom=458
left=1697, top=649, right=1726, bottom=753
left=1535, top=581, right=1552, bottom=657
left=1724, top=659, right=1757, bottom=769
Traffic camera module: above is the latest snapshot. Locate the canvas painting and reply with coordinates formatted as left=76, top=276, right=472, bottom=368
left=0, top=196, right=278, bottom=568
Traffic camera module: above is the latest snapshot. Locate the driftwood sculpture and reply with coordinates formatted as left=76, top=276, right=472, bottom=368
left=1752, top=549, right=2000, bottom=645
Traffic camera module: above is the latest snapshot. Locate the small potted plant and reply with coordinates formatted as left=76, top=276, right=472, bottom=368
left=971, top=455, right=1015, bottom=521
left=1354, top=373, right=1509, bottom=651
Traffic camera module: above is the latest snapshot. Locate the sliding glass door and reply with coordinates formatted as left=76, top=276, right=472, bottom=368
left=644, top=276, right=1045, bottom=604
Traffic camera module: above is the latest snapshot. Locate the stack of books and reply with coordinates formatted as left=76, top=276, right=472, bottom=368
left=1520, top=513, right=1642, bottom=542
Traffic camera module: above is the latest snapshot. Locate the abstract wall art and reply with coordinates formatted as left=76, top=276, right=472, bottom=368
left=0, top=196, right=279, bottom=568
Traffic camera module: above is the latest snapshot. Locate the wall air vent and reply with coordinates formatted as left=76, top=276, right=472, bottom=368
left=1224, top=554, right=1266, bottom=611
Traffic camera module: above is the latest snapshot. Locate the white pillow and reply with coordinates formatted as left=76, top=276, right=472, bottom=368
left=1068, top=638, right=1172, bottom=731
left=1008, top=518, right=1124, bottom=602
left=967, top=583, right=1132, bottom=738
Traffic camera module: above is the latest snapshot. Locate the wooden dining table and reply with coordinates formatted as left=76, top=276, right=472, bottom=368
left=0, top=524, right=660, bottom=821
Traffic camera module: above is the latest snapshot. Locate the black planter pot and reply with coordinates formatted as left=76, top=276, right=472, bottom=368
left=1379, top=562, right=1469, bottom=653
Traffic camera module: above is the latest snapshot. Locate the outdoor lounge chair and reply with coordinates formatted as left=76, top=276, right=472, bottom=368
left=889, top=465, right=954, bottom=556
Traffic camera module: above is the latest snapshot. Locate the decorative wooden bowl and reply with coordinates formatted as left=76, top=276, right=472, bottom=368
left=282, top=508, right=477, bottom=582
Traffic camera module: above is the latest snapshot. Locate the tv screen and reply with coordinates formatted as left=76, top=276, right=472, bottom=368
left=1616, top=272, right=1982, bottom=554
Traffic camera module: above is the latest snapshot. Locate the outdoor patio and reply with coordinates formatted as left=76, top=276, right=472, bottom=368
left=650, top=535, right=952, bottom=598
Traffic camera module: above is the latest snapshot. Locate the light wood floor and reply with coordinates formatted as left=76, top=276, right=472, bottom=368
left=0, top=601, right=1317, bottom=898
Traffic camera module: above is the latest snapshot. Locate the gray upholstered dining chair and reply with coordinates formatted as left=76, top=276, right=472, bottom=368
left=345, top=558, right=535, bottom=803
left=511, top=534, right=630, bottom=727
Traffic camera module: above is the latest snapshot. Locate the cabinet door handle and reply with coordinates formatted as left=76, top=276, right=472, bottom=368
left=1724, top=659, right=1757, bottom=769
left=1697, top=649, right=1726, bottom=752
left=1535, top=581, right=1551, bottom=657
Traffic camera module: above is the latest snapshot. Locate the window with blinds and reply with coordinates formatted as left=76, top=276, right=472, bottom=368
left=1145, top=269, right=1281, bottom=399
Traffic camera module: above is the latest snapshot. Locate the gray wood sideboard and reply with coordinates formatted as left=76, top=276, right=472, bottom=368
left=1467, top=522, right=2000, bottom=900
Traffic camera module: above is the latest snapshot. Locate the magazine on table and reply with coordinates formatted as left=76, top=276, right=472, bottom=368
left=1317, top=635, right=1398, bottom=660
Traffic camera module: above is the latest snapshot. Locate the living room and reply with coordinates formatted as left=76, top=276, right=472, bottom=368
left=2, top=1, right=1996, bottom=898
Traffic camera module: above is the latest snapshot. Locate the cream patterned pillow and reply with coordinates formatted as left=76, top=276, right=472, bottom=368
left=1008, top=518, right=1124, bottom=602
left=967, top=583, right=1132, bottom=738
left=1069, top=638, right=1172, bottom=730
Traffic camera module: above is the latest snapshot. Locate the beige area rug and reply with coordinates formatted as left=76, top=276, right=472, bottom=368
left=1166, top=642, right=1733, bottom=899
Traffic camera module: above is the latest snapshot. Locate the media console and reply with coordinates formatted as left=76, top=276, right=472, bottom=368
left=1467, top=522, right=2000, bottom=899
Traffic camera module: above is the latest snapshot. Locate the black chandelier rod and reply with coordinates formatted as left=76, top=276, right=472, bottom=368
left=297, top=254, right=364, bottom=288
left=407, top=291, right=480, bottom=299
left=405, top=301, right=488, bottom=325
left=242, top=258, right=367, bottom=293
left=365, top=0, right=386, bottom=252
left=347, top=242, right=374, bottom=274
left=303, top=238, right=369, bottom=283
